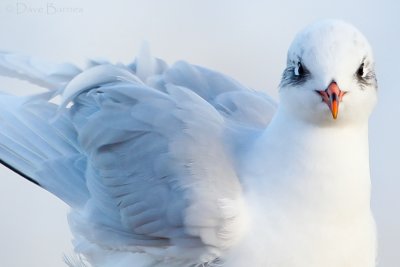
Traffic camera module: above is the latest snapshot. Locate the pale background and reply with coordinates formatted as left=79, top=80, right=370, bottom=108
left=0, top=0, right=398, bottom=266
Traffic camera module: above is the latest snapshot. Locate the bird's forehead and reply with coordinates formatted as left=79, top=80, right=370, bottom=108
left=288, top=20, right=372, bottom=68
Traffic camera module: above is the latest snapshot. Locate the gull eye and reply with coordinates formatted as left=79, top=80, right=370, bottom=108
left=355, top=60, right=377, bottom=88
left=357, top=63, right=365, bottom=78
left=280, top=60, right=310, bottom=87
left=294, top=62, right=304, bottom=76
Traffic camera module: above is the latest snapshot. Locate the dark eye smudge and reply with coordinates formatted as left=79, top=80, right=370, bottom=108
left=355, top=66, right=377, bottom=89
left=355, top=59, right=378, bottom=89
left=280, top=64, right=311, bottom=88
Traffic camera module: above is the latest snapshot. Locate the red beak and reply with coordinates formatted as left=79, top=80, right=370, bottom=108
left=316, top=82, right=346, bottom=119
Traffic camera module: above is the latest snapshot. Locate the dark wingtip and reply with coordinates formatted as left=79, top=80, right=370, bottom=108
left=0, top=159, right=41, bottom=187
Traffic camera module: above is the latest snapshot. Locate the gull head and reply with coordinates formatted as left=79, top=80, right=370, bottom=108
left=279, top=20, right=377, bottom=126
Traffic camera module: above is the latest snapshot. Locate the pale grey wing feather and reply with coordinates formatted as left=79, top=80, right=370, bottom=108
left=158, top=61, right=277, bottom=129
left=213, top=90, right=277, bottom=128
left=0, top=51, right=81, bottom=89
left=64, top=65, right=247, bottom=262
left=0, top=92, right=89, bottom=207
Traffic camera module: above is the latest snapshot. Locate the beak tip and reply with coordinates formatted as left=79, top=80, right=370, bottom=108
left=331, top=107, right=338, bottom=119
left=331, top=109, right=338, bottom=119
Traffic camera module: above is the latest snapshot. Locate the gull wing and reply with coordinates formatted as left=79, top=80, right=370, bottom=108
left=0, top=54, right=277, bottom=265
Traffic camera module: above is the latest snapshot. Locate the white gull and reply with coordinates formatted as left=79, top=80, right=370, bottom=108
left=0, top=19, right=377, bottom=267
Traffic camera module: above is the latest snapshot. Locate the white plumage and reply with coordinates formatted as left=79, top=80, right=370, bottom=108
left=0, top=20, right=377, bottom=267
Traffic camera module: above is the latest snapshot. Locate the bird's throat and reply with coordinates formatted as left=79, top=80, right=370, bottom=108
left=243, top=108, right=371, bottom=213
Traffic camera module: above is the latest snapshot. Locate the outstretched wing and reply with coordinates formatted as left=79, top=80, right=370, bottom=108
left=0, top=52, right=277, bottom=265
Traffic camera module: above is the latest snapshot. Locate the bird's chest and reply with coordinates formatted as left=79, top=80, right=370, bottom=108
left=223, top=180, right=376, bottom=267
left=227, top=169, right=376, bottom=267
left=226, top=192, right=376, bottom=267
left=229, top=120, right=377, bottom=266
